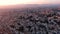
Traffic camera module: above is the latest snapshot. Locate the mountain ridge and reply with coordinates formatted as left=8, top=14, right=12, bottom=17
left=0, top=4, right=60, bottom=9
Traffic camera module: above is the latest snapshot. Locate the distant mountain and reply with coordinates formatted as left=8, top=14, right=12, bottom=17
left=0, top=4, right=60, bottom=9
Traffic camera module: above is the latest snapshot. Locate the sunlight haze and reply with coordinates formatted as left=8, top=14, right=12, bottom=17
left=0, top=0, right=60, bottom=6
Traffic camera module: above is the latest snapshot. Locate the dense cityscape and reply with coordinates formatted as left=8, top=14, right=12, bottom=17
left=0, top=7, right=60, bottom=34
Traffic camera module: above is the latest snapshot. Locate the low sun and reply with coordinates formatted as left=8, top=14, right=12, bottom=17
left=0, top=0, right=50, bottom=6
left=0, top=0, right=32, bottom=6
left=0, top=0, right=59, bottom=6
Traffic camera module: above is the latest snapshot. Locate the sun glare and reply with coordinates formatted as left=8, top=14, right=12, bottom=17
left=0, top=0, right=59, bottom=6
left=0, top=0, right=33, bottom=6
left=0, top=0, right=46, bottom=6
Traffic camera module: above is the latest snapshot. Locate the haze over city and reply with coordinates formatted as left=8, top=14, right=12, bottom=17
left=0, top=0, right=60, bottom=9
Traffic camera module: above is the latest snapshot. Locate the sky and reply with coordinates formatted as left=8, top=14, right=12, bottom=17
left=0, top=0, right=60, bottom=6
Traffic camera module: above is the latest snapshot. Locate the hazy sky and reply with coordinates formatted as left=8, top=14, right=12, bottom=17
left=0, top=0, right=60, bottom=6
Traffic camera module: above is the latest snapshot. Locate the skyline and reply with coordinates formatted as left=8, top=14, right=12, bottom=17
left=0, top=0, right=60, bottom=6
